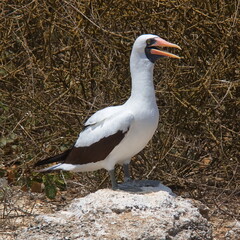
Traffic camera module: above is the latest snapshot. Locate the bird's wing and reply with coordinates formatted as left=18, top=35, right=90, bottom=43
left=64, top=111, right=134, bottom=165
left=84, top=106, right=121, bottom=127
left=35, top=109, right=134, bottom=170
left=76, top=110, right=134, bottom=147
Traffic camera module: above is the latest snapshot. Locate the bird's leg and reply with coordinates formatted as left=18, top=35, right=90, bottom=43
left=108, top=169, right=118, bottom=190
left=123, top=163, right=132, bottom=182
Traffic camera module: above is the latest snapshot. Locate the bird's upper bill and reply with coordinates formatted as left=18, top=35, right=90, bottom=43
left=148, top=37, right=181, bottom=59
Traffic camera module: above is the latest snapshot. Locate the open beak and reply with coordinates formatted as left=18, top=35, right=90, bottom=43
left=150, top=37, right=181, bottom=59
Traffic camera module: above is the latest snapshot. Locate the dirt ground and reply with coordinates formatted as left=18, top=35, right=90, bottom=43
left=0, top=182, right=239, bottom=240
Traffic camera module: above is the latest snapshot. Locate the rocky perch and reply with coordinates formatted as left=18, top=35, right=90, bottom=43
left=17, top=182, right=212, bottom=240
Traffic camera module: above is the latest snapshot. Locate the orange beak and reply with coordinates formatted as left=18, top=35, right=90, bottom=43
left=150, top=37, right=181, bottom=59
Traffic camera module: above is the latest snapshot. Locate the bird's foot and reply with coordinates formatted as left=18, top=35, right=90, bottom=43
left=114, top=180, right=174, bottom=194
left=114, top=183, right=143, bottom=192
left=115, top=179, right=159, bottom=192
left=124, top=176, right=132, bottom=183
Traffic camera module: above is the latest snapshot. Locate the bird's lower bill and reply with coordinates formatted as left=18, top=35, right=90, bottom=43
left=150, top=48, right=181, bottom=59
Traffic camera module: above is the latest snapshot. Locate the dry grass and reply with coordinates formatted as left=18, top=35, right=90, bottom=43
left=0, top=0, right=239, bottom=231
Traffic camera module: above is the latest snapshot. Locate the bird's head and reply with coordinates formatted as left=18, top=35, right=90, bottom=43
left=132, top=34, right=181, bottom=63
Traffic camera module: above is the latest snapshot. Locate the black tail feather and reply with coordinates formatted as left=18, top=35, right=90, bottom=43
left=34, top=148, right=72, bottom=167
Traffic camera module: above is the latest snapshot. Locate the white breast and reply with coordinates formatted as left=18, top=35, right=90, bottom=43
left=102, top=101, right=159, bottom=170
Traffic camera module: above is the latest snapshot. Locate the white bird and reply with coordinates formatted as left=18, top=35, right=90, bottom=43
left=35, top=34, right=181, bottom=189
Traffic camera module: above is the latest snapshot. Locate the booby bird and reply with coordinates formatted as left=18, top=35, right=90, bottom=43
left=35, top=34, right=181, bottom=189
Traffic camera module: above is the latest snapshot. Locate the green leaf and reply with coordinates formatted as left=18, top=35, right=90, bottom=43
left=54, top=177, right=66, bottom=191
left=0, top=169, right=6, bottom=178
left=45, top=184, right=57, bottom=199
left=42, top=175, right=57, bottom=199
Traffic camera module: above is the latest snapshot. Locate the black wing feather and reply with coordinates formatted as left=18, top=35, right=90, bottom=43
left=34, top=148, right=72, bottom=167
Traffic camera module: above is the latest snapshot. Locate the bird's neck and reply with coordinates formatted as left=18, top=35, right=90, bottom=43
left=129, top=53, right=156, bottom=103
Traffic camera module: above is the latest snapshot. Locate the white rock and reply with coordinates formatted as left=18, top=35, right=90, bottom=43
left=16, top=187, right=212, bottom=240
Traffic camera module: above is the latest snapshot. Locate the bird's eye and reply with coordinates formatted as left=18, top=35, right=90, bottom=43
left=146, top=38, right=155, bottom=46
